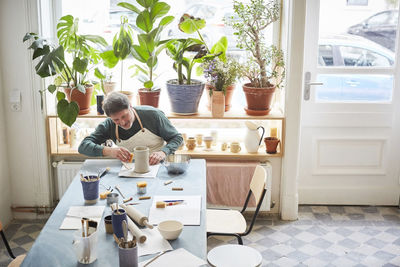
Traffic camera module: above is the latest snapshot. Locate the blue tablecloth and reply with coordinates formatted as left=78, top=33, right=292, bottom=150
left=21, top=159, right=206, bottom=267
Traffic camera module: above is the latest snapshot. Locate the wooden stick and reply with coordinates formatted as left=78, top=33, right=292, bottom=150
left=139, top=196, right=151, bottom=200
left=172, top=187, right=183, bottom=191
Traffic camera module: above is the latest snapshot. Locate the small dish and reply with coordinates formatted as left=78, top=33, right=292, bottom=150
left=158, top=220, right=183, bottom=240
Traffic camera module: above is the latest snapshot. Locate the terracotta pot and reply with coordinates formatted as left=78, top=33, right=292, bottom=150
left=243, top=83, right=276, bottom=116
left=264, top=137, right=280, bottom=154
left=103, top=82, right=116, bottom=95
left=120, top=91, right=134, bottom=104
left=211, top=91, right=225, bottom=117
left=64, top=85, right=94, bottom=115
left=138, top=88, right=160, bottom=108
left=206, top=84, right=235, bottom=112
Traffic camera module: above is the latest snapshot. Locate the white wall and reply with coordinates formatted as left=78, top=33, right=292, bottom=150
left=0, top=67, right=12, bottom=225
left=0, top=0, right=51, bottom=217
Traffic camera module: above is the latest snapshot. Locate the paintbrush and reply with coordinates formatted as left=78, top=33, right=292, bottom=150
left=99, top=167, right=110, bottom=178
left=121, top=161, right=131, bottom=170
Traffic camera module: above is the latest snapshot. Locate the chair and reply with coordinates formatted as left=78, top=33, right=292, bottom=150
left=0, top=221, right=26, bottom=267
left=206, top=165, right=267, bottom=245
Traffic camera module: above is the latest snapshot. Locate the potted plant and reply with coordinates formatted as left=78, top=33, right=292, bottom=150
left=101, top=15, right=135, bottom=102
left=226, top=0, right=285, bottom=115
left=23, top=15, right=107, bottom=126
left=114, top=1, right=174, bottom=108
left=165, top=14, right=227, bottom=114
left=202, top=55, right=240, bottom=114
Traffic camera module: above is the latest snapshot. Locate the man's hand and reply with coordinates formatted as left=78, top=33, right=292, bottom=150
left=149, top=151, right=166, bottom=165
left=103, top=146, right=131, bottom=162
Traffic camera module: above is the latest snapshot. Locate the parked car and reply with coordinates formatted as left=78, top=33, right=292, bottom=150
left=347, top=10, right=398, bottom=51
left=316, top=34, right=394, bottom=102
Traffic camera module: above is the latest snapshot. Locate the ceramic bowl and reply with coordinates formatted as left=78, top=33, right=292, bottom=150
left=157, top=220, right=183, bottom=240
left=162, top=154, right=191, bottom=174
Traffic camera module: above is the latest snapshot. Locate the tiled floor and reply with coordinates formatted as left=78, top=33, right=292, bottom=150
left=1, top=206, right=399, bottom=266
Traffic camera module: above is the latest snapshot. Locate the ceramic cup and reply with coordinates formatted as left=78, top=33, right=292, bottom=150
left=112, top=209, right=127, bottom=239
left=104, top=215, right=113, bottom=234
left=81, top=176, right=99, bottom=204
left=118, top=241, right=138, bottom=267
left=203, top=136, right=213, bottom=149
left=221, top=142, right=228, bottom=151
left=133, top=146, right=149, bottom=173
left=186, top=137, right=196, bottom=150
left=195, top=134, right=203, bottom=146
left=210, top=130, right=217, bottom=146
left=230, top=142, right=241, bottom=153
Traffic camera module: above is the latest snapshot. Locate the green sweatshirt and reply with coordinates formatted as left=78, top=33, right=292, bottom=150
left=78, top=106, right=182, bottom=157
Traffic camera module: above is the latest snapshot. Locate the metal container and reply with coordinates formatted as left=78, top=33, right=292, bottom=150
left=162, top=154, right=191, bottom=174
left=106, top=193, right=119, bottom=205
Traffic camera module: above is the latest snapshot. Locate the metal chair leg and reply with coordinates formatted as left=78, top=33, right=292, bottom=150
left=1, top=230, right=16, bottom=259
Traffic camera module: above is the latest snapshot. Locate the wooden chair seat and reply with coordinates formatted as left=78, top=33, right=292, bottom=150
left=206, top=209, right=246, bottom=234
left=8, top=255, right=26, bottom=267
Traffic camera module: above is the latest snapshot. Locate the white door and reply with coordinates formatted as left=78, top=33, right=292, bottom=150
left=298, top=0, right=400, bottom=205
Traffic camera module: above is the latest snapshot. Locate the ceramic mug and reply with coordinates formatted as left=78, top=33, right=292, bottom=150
left=230, top=142, right=241, bottom=153
left=186, top=137, right=196, bottom=150
left=133, top=146, right=149, bottom=173
left=221, top=142, right=228, bottom=151
left=195, top=134, right=203, bottom=146
left=203, top=136, right=213, bottom=149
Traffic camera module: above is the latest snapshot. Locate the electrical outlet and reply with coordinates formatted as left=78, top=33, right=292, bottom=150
left=11, top=103, right=21, bottom=112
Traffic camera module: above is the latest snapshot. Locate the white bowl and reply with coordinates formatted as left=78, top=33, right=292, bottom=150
left=157, top=220, right=183, bottom=240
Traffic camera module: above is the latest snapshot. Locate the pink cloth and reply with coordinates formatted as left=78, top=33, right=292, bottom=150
left=206, top=160, right=258, bottom=207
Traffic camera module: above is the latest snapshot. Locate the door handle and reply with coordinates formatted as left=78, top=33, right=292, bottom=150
left=304, top=72, right=323, bottom=101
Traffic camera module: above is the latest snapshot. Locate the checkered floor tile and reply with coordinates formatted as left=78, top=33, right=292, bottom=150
left=207, top=206, right=400, bottom=266
left=1, top=206, right=399, bottom=266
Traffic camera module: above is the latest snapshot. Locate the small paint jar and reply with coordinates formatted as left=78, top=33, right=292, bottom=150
left=137, top=181, right=147, bottom=194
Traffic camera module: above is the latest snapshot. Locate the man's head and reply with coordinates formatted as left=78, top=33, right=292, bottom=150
left=103, top=92, right=134, bottom=130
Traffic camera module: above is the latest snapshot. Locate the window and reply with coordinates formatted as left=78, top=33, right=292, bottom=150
left=46, top=0, right=276, bottom=115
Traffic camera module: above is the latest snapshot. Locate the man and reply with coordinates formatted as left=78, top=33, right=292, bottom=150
left=78, top=92, right=182, bottom=165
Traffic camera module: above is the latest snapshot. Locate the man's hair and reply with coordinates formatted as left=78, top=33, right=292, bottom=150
left=103, top=92, right=130, bottom=116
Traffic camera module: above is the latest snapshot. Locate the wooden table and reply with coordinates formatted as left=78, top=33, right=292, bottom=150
left=21, top=159, right=207, bottom=266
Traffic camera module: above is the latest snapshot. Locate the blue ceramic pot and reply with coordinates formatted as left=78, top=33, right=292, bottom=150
left=166, top=79, right=205, bottom=114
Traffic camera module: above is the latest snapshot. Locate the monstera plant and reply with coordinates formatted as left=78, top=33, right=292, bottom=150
left=24, top=15, right=107, bottom=126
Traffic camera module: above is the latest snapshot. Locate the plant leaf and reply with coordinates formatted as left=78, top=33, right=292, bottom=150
left=57, top=99, right=79, bottom=127
left=56, top=91, right=65, bottom=101
left=178, top=14, right=206, bottom=34
left=138, top=33, right=155, bottom=53
left=137, top=0, right=154, bottom=8
left=77, top=84, right=86, bottom=93
left=210, top=36, right=228, bottom=62
left=32, top=45, right=50, bottom=60
left=94, top=68, right=106, bottom=80
left=136, top=11, right=153, bottom=33
left=35, top=45, right=65, bottom=78
left=132, top=45, right=149, bottom=63
left=159, top=15, right=174, bottom=27
left=82, top=35, right=108, bottom=47
left=150, top=2, right=170, bottom=20
left=100, top=50, right=120, bottom=68
left=117, top=2, right=140, bottom=14
left=144, top=80, right=153, bottom=88
left=73, top=58, right=89, bottom=74
left=47, top=84, right=57, bottom=93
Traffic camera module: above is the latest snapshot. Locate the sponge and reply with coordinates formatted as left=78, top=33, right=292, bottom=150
left=100, top=191, right=111, bottom=199
left=156, top=201, right=166, bottom=208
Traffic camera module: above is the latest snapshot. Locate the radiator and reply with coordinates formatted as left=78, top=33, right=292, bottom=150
left=53, top=161, right=83, bottom=200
